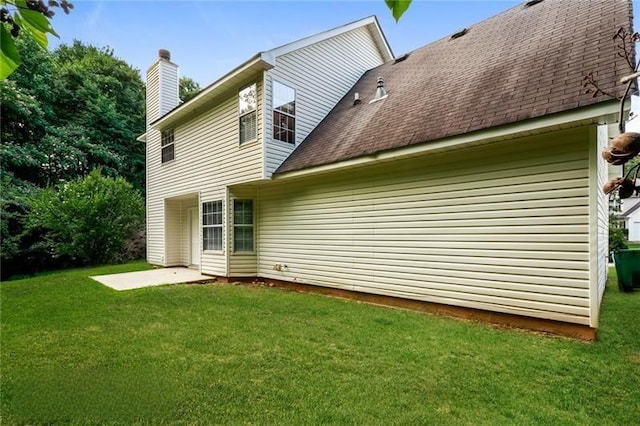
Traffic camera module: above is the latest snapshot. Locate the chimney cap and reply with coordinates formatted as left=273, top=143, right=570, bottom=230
left=158, top=49, right=171, bottom=61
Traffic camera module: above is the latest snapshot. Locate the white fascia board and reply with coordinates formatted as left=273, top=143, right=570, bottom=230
left=267, top=16, right=394, bottom=62
left=151, top=54, right=275, bottom=130
left=136, top=133, right=147, bottom=143
left=370, top=16, right=394, bottom=61
left=273, top=101, right=620, bottom=181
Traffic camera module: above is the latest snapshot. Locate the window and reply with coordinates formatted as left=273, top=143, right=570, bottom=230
left=239, top=83, right=257, bottom=144
left=202, top=201, right=223, bottom=251
left=272, top=81, right=295, bottom=144
left=233, top=199, right=254, bottom=252
left=161, top=129, right=175, bottom=163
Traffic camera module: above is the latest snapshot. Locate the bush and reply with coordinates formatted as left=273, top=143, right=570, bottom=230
left=28, top=169, right=144, bottom=265
left=117, top=227, right=146, bottom=263
left=609, top=226, right=628, bottom=253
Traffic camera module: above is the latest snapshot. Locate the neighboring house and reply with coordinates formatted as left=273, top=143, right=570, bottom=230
left=142, top=0, right=632, bottom=338
left=620, top=196, right=640, bottom=241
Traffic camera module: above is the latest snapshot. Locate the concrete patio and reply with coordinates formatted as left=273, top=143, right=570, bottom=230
left=91, top=267, right=214, bottom=291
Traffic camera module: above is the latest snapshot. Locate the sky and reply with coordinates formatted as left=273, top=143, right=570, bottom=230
left=48, top=0, right=640, bottom=87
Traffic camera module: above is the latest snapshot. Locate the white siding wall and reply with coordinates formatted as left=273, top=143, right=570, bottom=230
left=263, top=26, right=385, bottom=177
left=590, top=124, right=609, bottom=326
left=159, top=61, right=179, bottom=117
left=146, top=64, right=161, bottom=123
left=258, top=128, right=594, bottom=325
left=146, top=80, right=263, bottom=274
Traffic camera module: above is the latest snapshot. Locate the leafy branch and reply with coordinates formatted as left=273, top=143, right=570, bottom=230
left=385, top=0, right=412, bottom=22
left=0, top=0, right=73, bottom=79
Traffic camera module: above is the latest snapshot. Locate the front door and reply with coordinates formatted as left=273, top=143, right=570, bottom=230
left=190, top=207, right=200, bottom=266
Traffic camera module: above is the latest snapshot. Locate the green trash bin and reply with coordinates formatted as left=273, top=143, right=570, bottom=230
left=613, top=249, right=640, bottom=292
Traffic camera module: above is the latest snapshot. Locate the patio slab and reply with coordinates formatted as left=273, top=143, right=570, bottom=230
left=91, top=267, right=214, bottom=291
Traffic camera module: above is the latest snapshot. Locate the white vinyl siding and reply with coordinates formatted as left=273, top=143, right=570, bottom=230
left=146, top=65, right=161, bottom=124
left=258, top=128, right=594, bottom=325
left=159, top=61, right=179, bottom=117
left=263, top=26, right=385, bottom=177
left=591, top=124, right=609, bottom=327
left=146, top=80, right=263, bottom=275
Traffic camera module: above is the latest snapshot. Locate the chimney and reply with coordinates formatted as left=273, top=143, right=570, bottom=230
left=146, top=49, right=179, bottom=127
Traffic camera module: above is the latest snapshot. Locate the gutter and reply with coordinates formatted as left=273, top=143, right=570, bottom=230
left=272, top=100, right=621, bottom=181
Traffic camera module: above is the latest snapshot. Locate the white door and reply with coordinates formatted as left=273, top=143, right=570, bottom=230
left=190, top=208, right=200, bottom=266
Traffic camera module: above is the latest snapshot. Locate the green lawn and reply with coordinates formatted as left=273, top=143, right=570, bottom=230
left=1, top=263, right=639, bottom=424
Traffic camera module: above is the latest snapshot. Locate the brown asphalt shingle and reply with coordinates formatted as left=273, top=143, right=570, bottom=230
left=276, top=0, right=633, bottom=174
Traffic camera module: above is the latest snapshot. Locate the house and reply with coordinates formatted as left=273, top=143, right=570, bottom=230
left=620, top=195, right=640, bottom=241
left=142, top=0, right=632, bottom=339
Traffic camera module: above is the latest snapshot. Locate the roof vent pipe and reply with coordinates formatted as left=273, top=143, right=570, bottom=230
left=353, top=92, right=361, bottom=106
left=369, top=77, right=388, bottom=104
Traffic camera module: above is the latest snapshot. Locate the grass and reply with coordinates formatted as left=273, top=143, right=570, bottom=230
left=1, top=262, right=639, bottom=425
left=627, top=242, right=640, bottom=250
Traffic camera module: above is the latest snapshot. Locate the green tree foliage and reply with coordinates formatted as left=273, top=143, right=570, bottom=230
left=609, top=213, right=628, bottom=253
left=179, top=76, right=201, bottom=103
left=2, top=37, right=146, bottom=189
left=1, top=36, right=147, bottom=277
left=0, top=173, right=37, bottom=262
left=53, top=41, right=146, bottom=189
left=385, top=0, right=412, bottom=21
left=28, top=169, right=145, bottom=265
left=1, top=0, right=73, bottom=79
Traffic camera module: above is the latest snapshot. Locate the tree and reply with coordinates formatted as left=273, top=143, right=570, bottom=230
left=28, top=169, right=145, bottom=265
left=179, top=76, right=201, bottom=103
left=1, top=37, right=146, bottom=190
left=1, top=37, right=146, bottom=277
left=0, top=0, right=73, bottom=79
left=53, top=41, right=146, bottom=190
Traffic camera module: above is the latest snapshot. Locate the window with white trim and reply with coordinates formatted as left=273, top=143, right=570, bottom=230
left=202, top=201, right=223, bottom=251
left=272, top=81, right=295, bottom=144
left=239, top=83, right=257, bottom=144
left=161, top=129, right=175, bottom=163
left=233, top=199, right=254, bottom=252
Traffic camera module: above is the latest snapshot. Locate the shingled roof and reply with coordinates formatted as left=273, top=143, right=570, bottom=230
left=276, top=0, right=633, bottom=175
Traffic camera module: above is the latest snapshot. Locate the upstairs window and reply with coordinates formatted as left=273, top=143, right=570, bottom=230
left=239, top=83, right=257, bottom=144
left=202, top=201, right=223, bottom=251
left=272, top=81, right=296, bottom=144
left=161, top=129, right=175, bottom=163
left=233, top=199, right=254, bottom=252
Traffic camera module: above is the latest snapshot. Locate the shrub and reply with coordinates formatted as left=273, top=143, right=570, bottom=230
left=117, top=227, right=146, bottom=263
left=609, top=226, right=628, bottom=253
left=28, top=169, right=144, bottom=265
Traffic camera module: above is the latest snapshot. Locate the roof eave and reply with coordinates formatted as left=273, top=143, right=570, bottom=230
left=273, top=100, right=621, bottom=180
left=266, top=16, right=394, bottom=62
left=151, top=54, right=275, bottom=130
